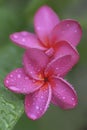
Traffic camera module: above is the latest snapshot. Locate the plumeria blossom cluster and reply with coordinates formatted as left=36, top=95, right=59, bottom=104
left=4, top=5, right=82, bottom=120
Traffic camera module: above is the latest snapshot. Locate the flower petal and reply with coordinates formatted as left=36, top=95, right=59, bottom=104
left=50, top=19, right=82, bottom=46
left=50, top=77, right=78, bottom=109
left=23, top=48, right=50, bottom=80
left=45, top=55, right=72, bottom=77
left=34, top=5, right=60, bottom=45
left=53, top=41, right=79, bottom=75
left=4, top=68, right=44, bottom=94
left=25, top=83, right=52, bottom=120
left=10, top=31, right=46, bottom=50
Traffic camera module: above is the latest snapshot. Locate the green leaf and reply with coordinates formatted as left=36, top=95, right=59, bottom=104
left=0, top=44, right=24, bottom=130
left=0, top=7, right=19, bottom=45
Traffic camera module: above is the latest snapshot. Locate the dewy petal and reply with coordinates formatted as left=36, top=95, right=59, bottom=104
left=4, top=68, right=44, bottom=94
left=34, top=5, right=60, bottom=45
left=50, top=77, right=78, bottom=109
left=23, top=48, right=50, bottom=80
left=50, top=19, right=82, bottom=46
left=53, top=41, right=79, bottom=76
left=10, top=31, right=46, bottom=50
left=25, top=83, right=52, bottom=120
left=45, top=55, right=72, bottom=77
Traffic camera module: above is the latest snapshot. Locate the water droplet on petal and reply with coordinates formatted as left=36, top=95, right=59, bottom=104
left=41, top=96, right=44, bottom=99
left=36, top=106, right=39, bottom=110
left=6, top=80, right=9, bottom=84
left=72, top=98, right=75, bottom=101
left=73, top=103, right=75, bottom=106
left=31, top=114, right=37, bottom=120
left=27, top=103, right=30, bottom=107
left=17, top=74, right=21, bottom=78
left=74, top=30, right=77, bottom=33
left=40, top=108, right=42, bottom=111
left=10, top=74, right=13, bottom=78
left=10, top=86, right=19, bottom=91
left=66, top=24, right=70, bottom=27
left=62, top=96, right=65, bottom=99
left=22, top=38, right=26, bottom=42
left=14, top=35, right=18, bottom=39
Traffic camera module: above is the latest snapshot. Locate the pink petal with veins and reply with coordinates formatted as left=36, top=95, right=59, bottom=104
left=23, top=48, right=50, bottom=80
left=51, top=77, right=78, bottom=109
left=25, top=83, right=52, bottom=120
left=45, top=55, right=72, bottom=77
left=50, top=19, right=82, bottom=46
left=4, top=68, right=44, bottom=94
left=53, top=41, right=79, bottom=76
left=34, top=5, right=60, bottom=45
left=10, top=31, right=46, bottom=50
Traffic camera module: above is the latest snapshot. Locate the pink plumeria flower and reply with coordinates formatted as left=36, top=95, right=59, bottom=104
left=4, top=48, right=78, bottom=120
left=10, top=5, right=82, bottom=58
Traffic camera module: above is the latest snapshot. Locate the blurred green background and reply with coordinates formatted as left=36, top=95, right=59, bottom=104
left=0, top=0, right=87, bottom=130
